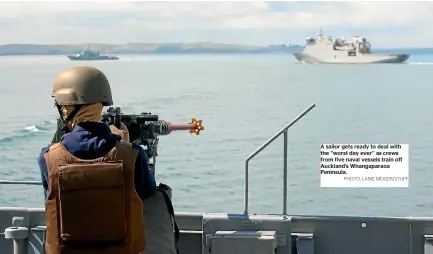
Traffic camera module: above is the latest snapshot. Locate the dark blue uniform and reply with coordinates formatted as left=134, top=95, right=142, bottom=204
left=38, top=122, right=156, bottom=200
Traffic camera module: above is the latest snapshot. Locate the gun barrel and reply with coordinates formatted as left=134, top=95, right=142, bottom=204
left=152, top=120, right=195, bottom=135
left=167, top=123, right=194, bottom=133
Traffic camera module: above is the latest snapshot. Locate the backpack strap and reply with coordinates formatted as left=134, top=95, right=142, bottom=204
left=157, top=183, right=180, bottom=254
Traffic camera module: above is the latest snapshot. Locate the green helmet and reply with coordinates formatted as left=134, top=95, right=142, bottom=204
left=52, top=66, right=113, bottom=106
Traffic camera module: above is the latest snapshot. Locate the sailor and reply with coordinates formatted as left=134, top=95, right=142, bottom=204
left=37, top=66, right=156, bottom=254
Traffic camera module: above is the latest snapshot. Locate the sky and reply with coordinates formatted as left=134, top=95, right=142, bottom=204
left=1, top=1, right=433, bottom=48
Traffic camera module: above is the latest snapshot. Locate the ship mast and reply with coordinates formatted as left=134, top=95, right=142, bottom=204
left=316, top=27, right=324, bottom=41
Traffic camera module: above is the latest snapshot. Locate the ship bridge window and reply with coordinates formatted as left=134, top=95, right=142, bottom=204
left=306, top=38, right=316, bottom=45
left=348, top=50, right=356, bottom=57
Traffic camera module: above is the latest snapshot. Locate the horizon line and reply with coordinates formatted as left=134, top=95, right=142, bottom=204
left=0, top=42, right=430, bottom=50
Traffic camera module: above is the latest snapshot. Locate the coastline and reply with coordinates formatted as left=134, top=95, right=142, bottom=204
left=0, top=42, right=430, bottom=56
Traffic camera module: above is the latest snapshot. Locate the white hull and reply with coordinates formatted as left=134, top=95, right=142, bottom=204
left=293, top=51, right=409, bottom=64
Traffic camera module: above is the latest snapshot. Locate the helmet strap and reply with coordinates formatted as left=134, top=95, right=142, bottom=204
left=55, top=103, right=83, bottom=135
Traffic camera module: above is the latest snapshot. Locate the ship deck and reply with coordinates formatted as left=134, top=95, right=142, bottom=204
left=2, top=207, right=433, bottom=254
left=3, top=103, right=430, bottom=254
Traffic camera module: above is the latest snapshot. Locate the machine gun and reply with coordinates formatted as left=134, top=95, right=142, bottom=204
left=51, top=107, right=204, bottom=169
left=101, top=107, right=204, bottom=169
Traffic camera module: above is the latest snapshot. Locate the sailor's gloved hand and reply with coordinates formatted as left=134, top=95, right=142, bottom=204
left=109, top=122, right=130, bottom=143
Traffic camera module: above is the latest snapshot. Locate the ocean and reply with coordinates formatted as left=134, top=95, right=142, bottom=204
left=0, top=54, right=432, bottom=217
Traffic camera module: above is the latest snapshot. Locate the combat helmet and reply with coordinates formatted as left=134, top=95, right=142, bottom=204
left=51, top=66, right=113, bottom=140
left=52, top=66, right=113, bottom=106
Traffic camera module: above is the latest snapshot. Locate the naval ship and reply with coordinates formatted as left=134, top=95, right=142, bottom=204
left=293, top=29, right=410, bottom=64
left=1, top=103, right=432, bottom=254
left=67, top=47, right=119, bottom=61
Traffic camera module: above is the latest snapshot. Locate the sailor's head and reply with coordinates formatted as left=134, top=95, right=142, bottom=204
left=52, top=66, right=113, bottom=127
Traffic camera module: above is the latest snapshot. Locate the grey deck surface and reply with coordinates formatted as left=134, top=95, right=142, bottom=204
left=2, top=207, right=433, bottom=254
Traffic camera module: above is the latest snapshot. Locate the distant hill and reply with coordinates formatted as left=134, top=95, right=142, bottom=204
left=0, top=42, right=432, bottom=56
left=0, top=42, right=304, bottom=56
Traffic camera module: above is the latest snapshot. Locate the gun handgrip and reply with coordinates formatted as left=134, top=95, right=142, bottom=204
left=114, top=114, right=121, bottom=129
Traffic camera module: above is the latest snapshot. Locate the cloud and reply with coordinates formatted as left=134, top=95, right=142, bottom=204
left=0, top=1, right=432, bottom=48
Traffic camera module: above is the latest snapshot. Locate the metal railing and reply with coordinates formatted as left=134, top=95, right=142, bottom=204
left=0, top=180, right=41, bottom=185
left=243, top=103, right=316, bottom=215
